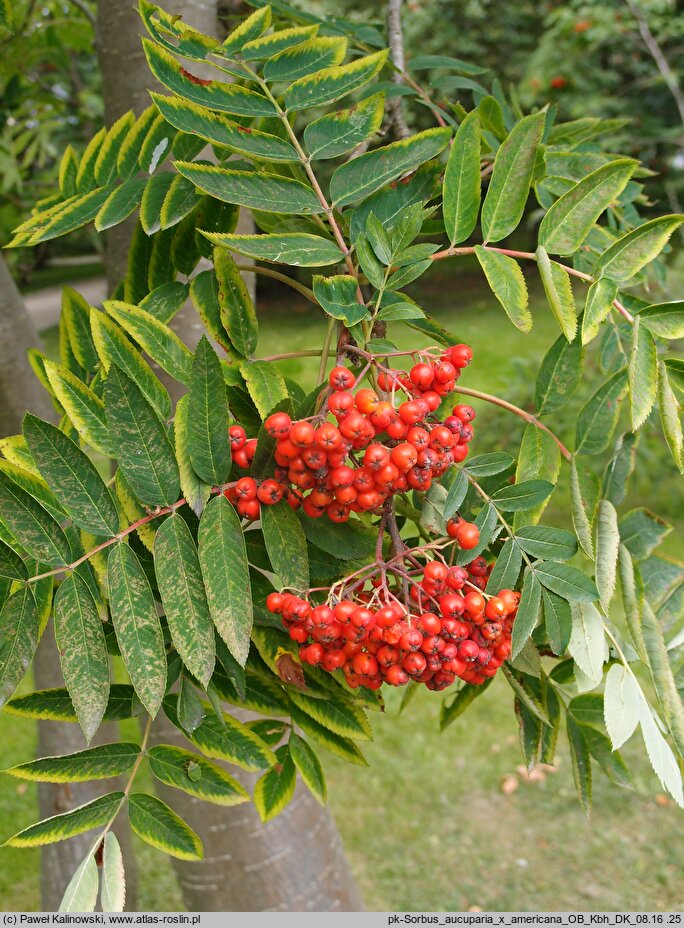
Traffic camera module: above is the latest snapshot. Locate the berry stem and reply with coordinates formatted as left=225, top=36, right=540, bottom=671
left=23, top=482, right=238, bottom=586
left=452, top=386, right=572, bottom=461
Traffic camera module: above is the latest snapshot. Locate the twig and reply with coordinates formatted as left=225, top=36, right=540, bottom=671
left=452, top=386, right=572, bottom=461
left=23, top=482, right=237, bottom=586
left=624, top=0, right=684, bottom=136
left=67, top=0, right=96, bottom=27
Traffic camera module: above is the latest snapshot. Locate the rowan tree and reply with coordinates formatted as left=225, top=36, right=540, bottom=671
left=0, top=0, right=683, bottom=912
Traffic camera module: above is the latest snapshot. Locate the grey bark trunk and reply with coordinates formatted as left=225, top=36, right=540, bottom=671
left=148, top=711, right=363, bottom=912
left=0, top=254, right=137, bottom=910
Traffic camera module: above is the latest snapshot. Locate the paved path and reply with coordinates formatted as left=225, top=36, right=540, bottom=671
left=23, top=277, right=107, bottom=331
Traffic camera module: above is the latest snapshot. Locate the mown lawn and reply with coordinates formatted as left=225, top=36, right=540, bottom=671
left=1, top=260, right=682, bottom=911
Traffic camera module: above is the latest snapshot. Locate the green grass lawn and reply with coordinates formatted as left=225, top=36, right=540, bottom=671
left=1, top=261, right=682, bottom=911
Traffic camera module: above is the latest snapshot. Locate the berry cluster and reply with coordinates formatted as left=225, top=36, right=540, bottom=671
left=225, top=344, right=477, bottom=523
left=266, top=559, right=518, bottom=691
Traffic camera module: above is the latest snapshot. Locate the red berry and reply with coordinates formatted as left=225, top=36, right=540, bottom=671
left=329, top=366, right=355, bottom=391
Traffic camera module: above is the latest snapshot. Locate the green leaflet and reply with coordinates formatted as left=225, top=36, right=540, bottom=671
left=138, top=171, right=174, bottom=235
left=140, top=0, right=218, bottom=60
left=59, top=842, right=100, bottom=913
left=75, top=127, right=106, bottom=192
left=253, top=745, right=297, bottom=822
left=491, top=479, right=554, bottom=512
left=164, top=696, right=276, bottom=770
left=5, top=742, right=140, bottom=783
left=104, top=364, right=179, bottom=508
left=92, top=311, right=171, bottom=420
left=481, top=111, right=546, bottom=243
left=535, top=331, right=584, bottom=414
left=116, top=106, right=158, bottom=180
left=54, top=573, right=110, bottom=743
left=175, top=162, right=323, bottom=215
left=0, top=588, right=39, bottom=710
left=204, top=231, right=343, bottom=267
left=288, top=702, right=367, bottom=766
left=542, top=589, right=572, bottom=656
left=619, top=507, right=671, bottom=561
left=485, top=538, right=522, bottom=594
left=107, top=543, right=167, bottom=718
left=221, top=3, right=270, bottom=53
left=330, top=127, right=451, bottom=208
left=638, top=301, right=684, bottom=340
left=240, top=361, right=289, bottom=418
left=536, top=563, right=599, bottom=604
left=474, top=246, right=530, bottom=332
left=147, top=745, right=249, bottom=806
left=61, top=288, right=98, bottom=372
left=288, top=690, right=372, bottom=741
left=198, top=496, right=253, bottom=667
left=538, top=158, right=636, bottom=255
left=284, top=50, right=388, bottom=112
left=242, top=24, right=318, bottom=60
left=261, top=501, right=309, bottom=591
left=515, top=526, right=577, bottom=562
left=595, top=215, right=684, bottom=281
left=5, top=684, right=143, bottom=723
left=95, top=177, right=148, bottom=232
left=443, top=110, right=481, bottom=245
left=510, top=570, right=543, bottom=658
left=595, top=499, right=619, bottom=612
left=4, top=793, right=124, bottom=848
left=100, top=832, right=125, bottom=913
left=150, top=93, right=298, bottom=162
left=658, top=362, right=684, bottom=473
left=0, top=459, right=65, bottom=522
left=0, top=472, right=72, bottom=567
left=629, top=317, right=658, bottom=431
left=215, top=250, right=257, bottom=358
left=313, top=274, right=369, bottom=326
left=305, top=90, right=384, bottom=161
left=288, top=732, right=326, bottom=805
left=25, top=188, right=112, bottom=246
left=581, top=277, right=618, bottom=345
left=23, top=414, right=119, bottom=537
left=143, top=39, right=276, bottom=117
left=187, top=337, right=232, bottom=485
left=0, top=539, right=27, bottom=581
left=536, top=246, right=577, bottom=341
left=264, top=35, right=347, bottom=83
left=154, top=514, right=215, bottom=688
left=567, top=716, right=592, bottom=815
left=174, top=394, right=211, bottom=517
left=575, top=369, right=629, bottom=456
left=44, top=361, right=112, bottom=456
left=513, top=426, right=560, bottom=529
left=128, top=793, right=203, bottom=861
left=158, top=174, right=199, bottom=231
left=104, top=301, right=193, bottom=386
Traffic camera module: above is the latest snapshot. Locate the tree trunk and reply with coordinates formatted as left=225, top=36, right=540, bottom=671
left=0, top=256, right=54, bottom=436
left=148, top=711, right=363, bottom=912
left=0, top=254, right=138, bottom=910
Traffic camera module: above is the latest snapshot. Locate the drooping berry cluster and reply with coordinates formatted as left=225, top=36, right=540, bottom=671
left=224, top=344, right=476, bottom=523
left=266, top=559, right=518, bottom=691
